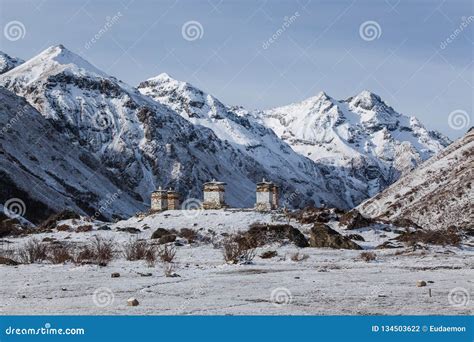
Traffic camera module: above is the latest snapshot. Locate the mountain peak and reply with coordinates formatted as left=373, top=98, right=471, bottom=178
left=1, top=44, right=107, bottom=80
left=0, top=51, right=24, bottom=74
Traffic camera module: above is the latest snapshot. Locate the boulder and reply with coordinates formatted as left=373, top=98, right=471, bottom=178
left=111, top=272, right=120, bottom=278
left=339, top=210, right=375, bottom=230
left=246, top=223, right=309, bottom=248
left=151, top=228, right=171, bottom=239
left=416, top=280, right=427, bottom=287
left=127, top=298, right=139, bottom=306
left=117, top=227, right=141, bottom=234
left=158, top=234, right=176, bottom=244
left=309, top=224, right=362, bottom=250
left=346, top=234, right=365, bottom=241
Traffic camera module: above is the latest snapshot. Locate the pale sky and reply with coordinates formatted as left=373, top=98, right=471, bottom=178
left=1, top=0, right=472, bottom=139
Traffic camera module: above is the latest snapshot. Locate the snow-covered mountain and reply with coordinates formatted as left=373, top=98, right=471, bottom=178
left=1, top=45, right=359, bottom=210
left=358, top=127, right=473, bottom=230
left=138, top=73, right=372, bottom=208
left=0, top=86, right=143, bottom=223
left=255, top=91, right=451, bottom=196
left=0, top=51, right=23, bottom=74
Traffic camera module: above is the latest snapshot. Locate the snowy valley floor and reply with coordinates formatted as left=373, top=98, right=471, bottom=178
left=0, top=210, right=472, bottom=315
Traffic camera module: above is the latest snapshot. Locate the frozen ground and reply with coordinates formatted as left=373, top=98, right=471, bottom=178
left=0, top=210, right=472, bottom=315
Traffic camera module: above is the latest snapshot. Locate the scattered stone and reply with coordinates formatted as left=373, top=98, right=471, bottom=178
left=0, top=256, right=19, bottom=266
left=38, top=210, right=80, bottom=230
left=375, top=241, right=402, bottom=249
left=117, top=227, right=141, bottom=234
left=111, top=272, right=120, bottom=278
left=416, top=280, right=427, bottom=287
left=309, top=224, right=362, bottom=250
left=137, top=272, right=152, bottom=277
left=246, top=223, right=309, bottom=248
left=61, top=287, right=67, bottom=291
left=127, top=298, right=139, bottom=306
left=42, top=237, right=56, bottom=242
left=97, top=225, right=111, bottom=231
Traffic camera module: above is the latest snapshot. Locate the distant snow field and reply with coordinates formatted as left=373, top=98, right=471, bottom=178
left=1, top=210, right=472, bottom=315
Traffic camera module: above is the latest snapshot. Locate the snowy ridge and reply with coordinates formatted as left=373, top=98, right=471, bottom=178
left=1, top=45, right=359, bottom=211
left=0, top=51, right=23, bottom=75
left=0, top=87, right=143, bottom=223
left=358, top=128, right=473, bottom=230
left=255, top=90, right=450, bottom=196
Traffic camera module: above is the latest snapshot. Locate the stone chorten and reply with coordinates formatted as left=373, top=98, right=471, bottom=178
left=202, top=179, right=227, bottom=209
left=151, top=186, right=168, bottom=211
left=255, top=178, right=278, bottom=211
left=167, top=188, right=180, bottom=210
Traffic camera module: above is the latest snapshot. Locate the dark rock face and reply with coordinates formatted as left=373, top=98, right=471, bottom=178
left=246, top=223, right=309, bottom=248
left=309, top=223, right=362, bottom=250
left=158, top=234, right=176, bottom=244
left=339, top=210, right=375, bottom=230
left=151, top=228, right=171, bottom=239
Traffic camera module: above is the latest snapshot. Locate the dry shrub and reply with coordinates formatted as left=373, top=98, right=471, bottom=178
left=56, top=224, right=71, bottom=232
left=396, top=227, right=461, bottom=246
left=222, top=235, right=256, bottom=264
left=163, top=262, right=176, bottom=277
left=76, top=225, right=93, bottom=232
left=48, top=244, right=74, bottom=264
left=158, top=243, right=176, bottom=263
left=75, top=235, right=114, bottom=265
left=123, top=239, right=158, bottom=267
left=260, top=250, right=278, bottom=259
left=290, top=252, right=309, bottom=262
left=360, top=251, right=376, bottom=262
left=17, top=238, right=48, bottom=263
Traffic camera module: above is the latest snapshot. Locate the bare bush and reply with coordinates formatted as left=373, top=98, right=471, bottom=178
left=75, top=235, right=114, bottom=265
left=123, top=239, right=148, bottom=261
left=123, top=239, right=158, bottom=267
left=290, top=252, right=309, bottom=262
left=48, top=244, right=74, bottom=264
left=17, top=238, right=48, bottom=264
left=222, top=235, right=256, bottom=264
left=179, top=228, right=198, bottom=243
left=158, top=243, right=176, bottom=263
left=360, top=251, right=376, bottom=262
left=163, top=262, right=176, bottom=277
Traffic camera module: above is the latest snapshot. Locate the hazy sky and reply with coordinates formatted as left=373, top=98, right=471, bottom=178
left=1, top=0, right=472, bottom=139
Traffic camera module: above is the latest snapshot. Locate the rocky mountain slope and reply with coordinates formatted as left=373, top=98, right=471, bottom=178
left=0, top=45, right=360, bottom=211
left=0, top=51, right=23, bottom=75
left=255, top=91, right=451, bottom=197
left=358, top=128, right=473, bottom=230
left=138, top=73, right=370, bottom=208
left=0, top=87, right=143, bottom=223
